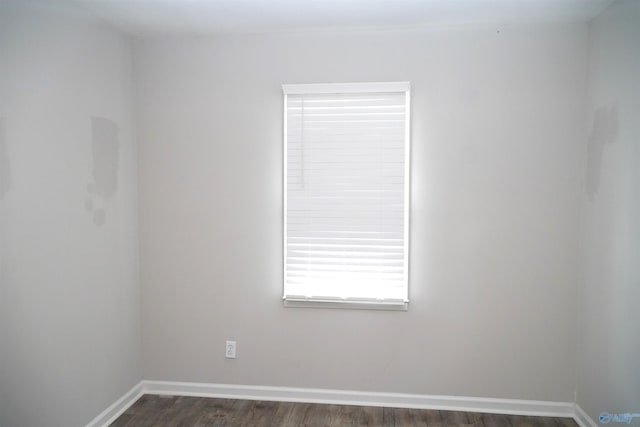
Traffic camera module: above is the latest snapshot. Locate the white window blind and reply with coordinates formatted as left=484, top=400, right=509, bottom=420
left=283, top=82, right=410, bottom=307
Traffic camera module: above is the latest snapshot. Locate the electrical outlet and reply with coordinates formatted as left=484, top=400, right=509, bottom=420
left=225, top=340, right=236, bottom=359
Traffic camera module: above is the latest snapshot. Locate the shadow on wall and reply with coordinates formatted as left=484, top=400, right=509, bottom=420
left=85, top=117, right=119, bottom=226
left=0, top=118, right=11, bottom=200
left=586, top=106, right=618, bottom=199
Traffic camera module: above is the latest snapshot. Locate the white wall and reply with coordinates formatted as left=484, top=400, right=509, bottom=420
left=135, top=23, right=586, bottom=401
left=577, top=0, right=640, bottom=422
left=8, top=4, right=637, bottom=422
left=0, top=4, right=141, bottom=426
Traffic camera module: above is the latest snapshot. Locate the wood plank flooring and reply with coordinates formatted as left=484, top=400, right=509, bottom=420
left=110, top=395, right=579, bottom=427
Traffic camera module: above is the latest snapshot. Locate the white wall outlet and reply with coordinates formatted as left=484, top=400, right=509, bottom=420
left=225, top=340, right=236, bottom=359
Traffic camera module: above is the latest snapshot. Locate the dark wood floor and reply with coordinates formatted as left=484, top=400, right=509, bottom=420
left=111, top=395, right=578, bottom=427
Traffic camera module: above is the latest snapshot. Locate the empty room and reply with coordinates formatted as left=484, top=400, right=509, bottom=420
left=0, top=0, right=638, bottom=426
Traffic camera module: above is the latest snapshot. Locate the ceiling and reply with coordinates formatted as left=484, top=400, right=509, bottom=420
left=26, top=0, right=614, bottom=36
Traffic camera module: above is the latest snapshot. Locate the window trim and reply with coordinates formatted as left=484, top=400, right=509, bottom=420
left=282, top=81, right=411, bottom=310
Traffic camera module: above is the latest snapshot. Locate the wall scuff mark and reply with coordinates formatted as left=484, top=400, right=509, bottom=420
left=85, top=117, right=119, bottom=226
left=586, top=105, right=618, bottom=198
left=0, top=118, right=11, bottom=199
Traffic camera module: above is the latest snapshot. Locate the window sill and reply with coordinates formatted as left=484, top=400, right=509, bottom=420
left=283, top=298, right=409, bottom=311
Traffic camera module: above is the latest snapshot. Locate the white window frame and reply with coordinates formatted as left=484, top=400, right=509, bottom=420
left=282, top=82, right=411, bottom=310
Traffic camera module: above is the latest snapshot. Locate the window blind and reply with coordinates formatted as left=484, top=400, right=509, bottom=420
left=283, top=82, right=410, bottom=305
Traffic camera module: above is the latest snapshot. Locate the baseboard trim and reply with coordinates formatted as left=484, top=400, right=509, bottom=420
left=574, top=404, right=598, bottom=427
left=86, top=381, right=144, bottom=427
left=141, top=380, right=575, bottom=418
left=87, top=380, right=580, bottom=426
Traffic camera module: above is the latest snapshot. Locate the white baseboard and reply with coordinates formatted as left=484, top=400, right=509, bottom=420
left=87, top=380, right=579, bottom=426
left=141, top=380, right=575, bottom=418
left=85, top=381, right=144, bottom=427
left=574, top=404, right=598, bottom=427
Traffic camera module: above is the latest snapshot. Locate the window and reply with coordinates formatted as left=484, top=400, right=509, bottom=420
left=283, top=82, right=411, bottom=309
